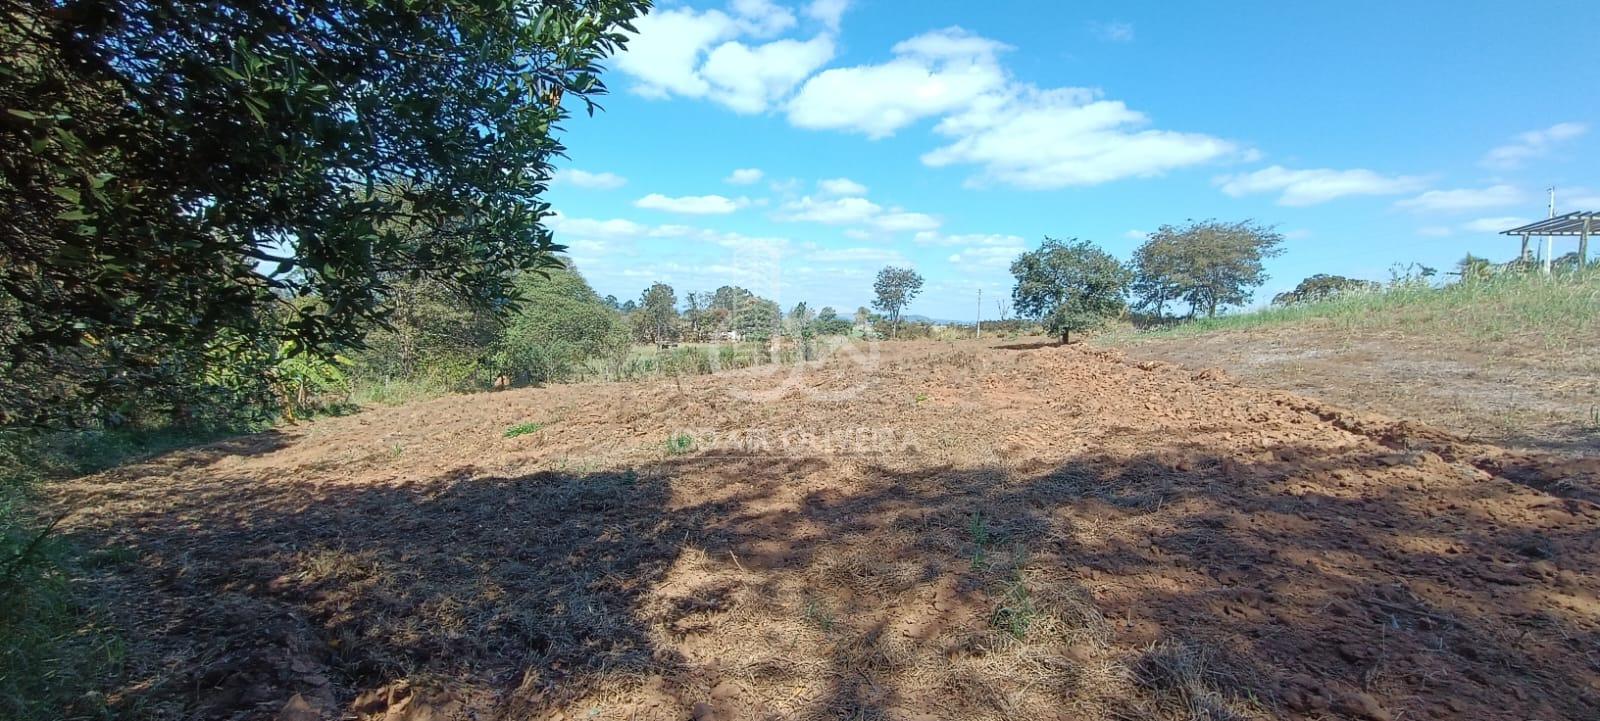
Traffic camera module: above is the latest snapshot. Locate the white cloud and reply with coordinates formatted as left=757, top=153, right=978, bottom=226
left=1416, top=226, right=1454, bottom=238
left=1214, top=165, right=1427, bottom=206
left=805, top=0, right=850, bottom=31
left=1395, top=184, right=1524, bottom=213
left=1123, top=229, right=1148, bottom=240
left=786, top=27, right=1241, bottom=188
left=1461, top=216, right=1530, bottom=233
left=925, top=87, right=1242, bottom=189
left=778, top=193, right=941, bottom=233
left=817, top=177, right=868, bottom=196
left=778, top=195, right=882, bottom=224
left=787, top=28, right=1011, bottom=138
left=614, top=5, right=835, bottom=113
left=931, top=233, right=1027, bottom=267
left=547, top=212, right=648, bottom=240
left=1482, top=122, right=1587, bottom=169
left=553, top=168, right=627, bottom=190
left=1283, top=228, right=1313, bottom=240
left=1091, top=21, right=1134, bottom=42
left=634, top=193, right=750, bottom=214
left=725, top=168, right=765, bottom=185
left=700, top=34, right=836, bottom=113
left=872, top=210, right=941, bottom=232
left=730, top=0, right=797, bottom=37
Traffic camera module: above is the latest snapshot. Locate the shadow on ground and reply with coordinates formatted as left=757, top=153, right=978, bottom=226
left=51, top=433, right=1600, bottom=721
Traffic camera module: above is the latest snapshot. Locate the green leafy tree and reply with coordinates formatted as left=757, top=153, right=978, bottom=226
left=635, top=282, right=679, bottom=344
left=1130, top=234, right=1184, bottom=317
left=0, top=0, right=647, bottom=425
left=1271, top=274, right=1381, bottom=305
left=810, top=307, right=852, bottom=336
left=1135, top=220, right=1285, bottom=317
left=494, top=266, right=629, bottom=387
left=1010, top=238, right=1132, bottom=344
left=871, top=266, right=924, bottom=339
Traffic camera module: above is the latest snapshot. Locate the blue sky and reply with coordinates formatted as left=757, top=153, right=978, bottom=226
left=546, top=0, right=1598, bottom=320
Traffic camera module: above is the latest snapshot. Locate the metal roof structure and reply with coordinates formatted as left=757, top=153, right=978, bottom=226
left=1499, top=211, right=1599, bottom=237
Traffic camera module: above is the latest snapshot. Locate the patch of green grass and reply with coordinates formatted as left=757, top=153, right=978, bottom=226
left=664, top=433, right=695, bottom=456
left=990, top=572, right=1039, bottom=639
left=1113, top=270, right=1600, bottom=352
left=503, top=421, right=545, bottom=438
left=967, top=511, right=991, bottom=570
left=802, top=596, right=836, bottom=633
left=1, top=424, right=243, bottom=720
left=914, top=392, right=929, bottom=404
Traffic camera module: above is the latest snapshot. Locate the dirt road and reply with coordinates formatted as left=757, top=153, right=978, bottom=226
left=49, top=341, right=1600, bottom=720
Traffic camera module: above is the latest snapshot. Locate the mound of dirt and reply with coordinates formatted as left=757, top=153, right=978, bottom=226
left=47, top=341, right=1600, bottom=720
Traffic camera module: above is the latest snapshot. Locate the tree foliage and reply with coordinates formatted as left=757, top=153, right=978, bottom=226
left=1271, top=274, right=1381, bottom=305
left=871, top=266, right=924, bottom=338
left=1010, top=238, right=1131, bottom=344
left=634, top=282, right=678, bottom=343
left=1132, top=220, right=1285, bottom=318
left=0, top=0, right=647, bottom=425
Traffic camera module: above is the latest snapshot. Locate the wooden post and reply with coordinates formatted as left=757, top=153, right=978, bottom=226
left=1582, top=217, right=1591, bottom=270
left=1521, top=233, right=1530, bottom=263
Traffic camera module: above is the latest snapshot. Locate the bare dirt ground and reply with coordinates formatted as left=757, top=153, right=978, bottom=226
left=1111, top=325, right=1600, bottom=458
left=47, top=340, right=1600, bottom=721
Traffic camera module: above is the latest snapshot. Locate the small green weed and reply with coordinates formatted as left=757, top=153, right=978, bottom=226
left=802, top=596, right=836, bottom=632
left=914, top=392, right=929, bottom=404
left=967, top=511, right=991, bottom=570
left=990, top=573, right=1039, bottom=639
left=503, top=421, right=545, bottom=438
left=665, top=433, right=695, bottom=455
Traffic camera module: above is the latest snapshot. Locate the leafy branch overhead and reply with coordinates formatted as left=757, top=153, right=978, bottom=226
left=0, top=0, right=650, bottom=425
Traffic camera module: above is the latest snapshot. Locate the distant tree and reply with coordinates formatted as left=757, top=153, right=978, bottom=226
left=1271, top=274, right=1381, bottom=305
left=1010, top=238, right=1132, bottom=344
left=1136, top=220, right=1285, bottom=317
left=603, top=295, right=622, bottom=311
left=993, top=296, right=1012, bottom=323
left=872, top=266, right=925, bottom=339
left=735, top=296, right=781, bottom=342
left=811, top=307, right=853, bottom=336
left=1130, top=235, right=1185, bottom=317
left=635, top=283, right=679, bottom=344
left=1454, top=254, right=1495, bottom=283
left=619, top=299, right=638, bottom=314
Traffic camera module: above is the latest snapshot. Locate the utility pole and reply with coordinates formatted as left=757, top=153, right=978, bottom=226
left=975, top=288, right=982, bottom=339
left=1545, top=187, right=1555, bottom=276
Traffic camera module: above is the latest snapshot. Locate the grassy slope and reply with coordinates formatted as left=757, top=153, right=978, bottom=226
left=1107, top=271, right=1600, bottom=453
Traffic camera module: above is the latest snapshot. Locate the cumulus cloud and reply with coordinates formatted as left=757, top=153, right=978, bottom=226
left=925, top=87, right=1242, bottom=188
left=634, top=193, right=751, bottom=214
left=1482, top=122, right=1587, bottom=169
left=804, top=0, right=850, bottom=31
left=1395, top=184, right=1525, bottom=213
left=785, top=27, right=1241, bottom=188
left=553, top=168, right=627, bottom=190
left=778, top=195, right=882, bottom=224
left=778, top=192, right=941, bottom=233
left=614, top=4, right=835, bottom=114
left=1123, top=229, right=1148, bottom=240
left=725, top=167, right=765, bottom=184
left=1214, top=165, right=1427, bottom=206
left=787, top=28, right=1011, bottom=138
left=817, top=177, right=868, bottom=196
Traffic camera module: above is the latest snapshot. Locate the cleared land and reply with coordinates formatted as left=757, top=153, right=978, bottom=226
left=43, top=340, right=1600, bottom=721
left=1111, top=277, right=1600, bottom=458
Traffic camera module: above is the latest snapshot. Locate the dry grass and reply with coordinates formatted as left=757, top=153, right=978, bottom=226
left=32, top=341, right=1600, bottom=721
